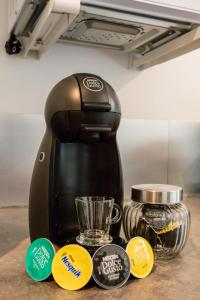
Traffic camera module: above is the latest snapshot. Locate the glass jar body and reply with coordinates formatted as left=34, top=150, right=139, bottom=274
left=123, top=201, right=190, bottom=260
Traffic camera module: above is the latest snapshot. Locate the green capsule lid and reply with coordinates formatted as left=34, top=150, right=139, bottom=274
left=25, top=238, right=56, bottom=281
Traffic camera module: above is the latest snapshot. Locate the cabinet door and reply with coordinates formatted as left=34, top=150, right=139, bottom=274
left=141, top=1, right=200, bottom=12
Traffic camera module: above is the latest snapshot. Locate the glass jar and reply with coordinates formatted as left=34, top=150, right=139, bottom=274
left=123, top=184, right=190, bottom=260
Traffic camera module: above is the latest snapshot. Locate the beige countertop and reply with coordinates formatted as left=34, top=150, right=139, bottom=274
left=0, top=197, right=200, bottom=300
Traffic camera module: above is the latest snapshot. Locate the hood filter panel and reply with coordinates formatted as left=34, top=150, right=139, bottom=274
left=61, top=16, right=147, bottom=49
left=59, top=12, right=187, bottom=52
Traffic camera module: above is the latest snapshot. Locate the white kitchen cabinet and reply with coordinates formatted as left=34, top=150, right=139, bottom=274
left=8, top=0, right=26, bottom=33
left=6, top=0, right=200, bottom=69
left=139, top=1, right=200, bottom=12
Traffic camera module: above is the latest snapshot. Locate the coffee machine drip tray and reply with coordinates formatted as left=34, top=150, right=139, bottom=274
left=57, top=236, right=126, bottom=256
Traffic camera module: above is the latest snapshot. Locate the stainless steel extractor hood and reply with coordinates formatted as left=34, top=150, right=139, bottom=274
left=6, top=0, right=200, bottom=69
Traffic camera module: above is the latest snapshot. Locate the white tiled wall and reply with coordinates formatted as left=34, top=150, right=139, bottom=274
left=168, top=121, right=200, bottom=194
left=118, top=119, right=168, bottom=199
left=0, top=114, right=45, bottom=207
left=1, top=114, right=200, bottom=207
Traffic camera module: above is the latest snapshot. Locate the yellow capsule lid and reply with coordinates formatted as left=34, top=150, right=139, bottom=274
left=126, top=237, right=154, bottom=278
left=52, top=244, right=93, bottom=290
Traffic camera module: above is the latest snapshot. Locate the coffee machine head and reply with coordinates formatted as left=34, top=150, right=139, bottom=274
left=45, top=74, right=121, bottom=142
left=29, top=73, right=123, bottom=245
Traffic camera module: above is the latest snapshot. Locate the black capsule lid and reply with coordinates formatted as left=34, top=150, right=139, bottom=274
left=92, top=244, right=130, bottom=289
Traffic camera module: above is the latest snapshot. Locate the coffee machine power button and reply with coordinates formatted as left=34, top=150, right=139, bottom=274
left=39, top=152, right=45, bottom=162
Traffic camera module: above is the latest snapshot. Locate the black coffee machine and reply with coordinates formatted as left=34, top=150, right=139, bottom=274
left=29, top=73, right=123, bottom=246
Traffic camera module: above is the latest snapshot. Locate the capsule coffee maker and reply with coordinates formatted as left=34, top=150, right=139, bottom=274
left=29, top=73, right=123, bottom=246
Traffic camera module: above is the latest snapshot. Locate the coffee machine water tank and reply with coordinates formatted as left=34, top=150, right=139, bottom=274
left=29, top=73, right=123, bottom=245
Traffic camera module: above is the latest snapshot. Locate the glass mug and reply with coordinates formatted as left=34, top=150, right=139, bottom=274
left=75, top=196, right=122, bottom=246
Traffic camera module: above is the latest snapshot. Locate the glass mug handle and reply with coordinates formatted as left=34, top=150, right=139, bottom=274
left=111, top=203, right=122, bottom=224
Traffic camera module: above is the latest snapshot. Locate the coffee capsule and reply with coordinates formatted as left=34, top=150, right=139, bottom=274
left=26, top=238, right=56, bottom=281
left=126, top=237, right=154, bottom=278
left=52, top=244, right=93, bottom=290
left=92, top=244, right=130, bottom=289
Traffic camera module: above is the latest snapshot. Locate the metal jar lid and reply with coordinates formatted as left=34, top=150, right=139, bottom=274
left=131, top=184, right=183, bottom=205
